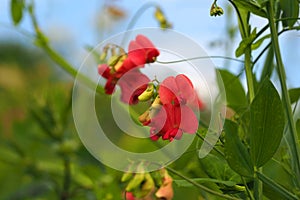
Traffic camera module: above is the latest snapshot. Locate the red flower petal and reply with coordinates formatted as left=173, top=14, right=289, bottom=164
left=159, top=76, right=179, bottom=105
left=149, top=104, right=168, bottom=135
left=98, top=64, right=111, bottom=79
left=128, top=41, right=147, bottom=66
left=150, top=128, right=161, bottom=141
left=136, top=35, right=156, bottom=49
left=125, top=192, right=135, bottom=200
left=104, top=77, right=116, bottom=95
left=118, top=70, right=150, bottom=104
left=135, top=35, right=160, bottom=63
left=175, top=74, right=195, bottom=101
left=179, top=105, right=198, bottom=133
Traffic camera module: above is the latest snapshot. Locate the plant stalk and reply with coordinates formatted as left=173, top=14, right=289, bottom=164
left=28, top=4, right=104, bottom=95
left=266, top=0, right=300, bottom=186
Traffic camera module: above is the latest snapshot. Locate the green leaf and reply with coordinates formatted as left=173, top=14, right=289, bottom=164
left=252, top=34, right=270, bottom=50
left=224, top=120, right=254, bottom=177
left=174, top=178, right=236, bottom=188
left=11, top=0, right=24, bottom=25
left=249, top=79, right=285, bottom=168
left=236, top=28, right=257, bottom=57
left=218, top=69, right=247, bottom=112
left=280, top=0, right=299, bottom=28
left=237, top=7, right=250, bottom=39
left=199, top=154, right=241, bottom=184
left=232, top=0, right=267, bottom=18
left=288, top=88, right=300, bottom=104
left=296, top=119, right=300, bottom=139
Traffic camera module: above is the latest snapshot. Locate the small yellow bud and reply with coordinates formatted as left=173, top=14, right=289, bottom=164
left=210, top=3, right=224, bottom=17
left=125, top=173, right=145, bottom=192
left=154, top=7, right=165, bottom=23
left=99, top=52, right=107, bottom=62
left=121, top=172, right=133, bottom=182
left=99, top=46, right=109, bottom=61
left=139, top=173, right=155, bottom=197
left=149, top=95, right=162, bottom=118
left=138, top=83, right=154, bottom=102
left=113, top=54, right=127, bottom=71
left=107, top=55, right=121, bottom=67
left=154, top=7, right=172, bottom=30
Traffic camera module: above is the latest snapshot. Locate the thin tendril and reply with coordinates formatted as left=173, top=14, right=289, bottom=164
left=121, top=2, right=159, bottom=46
left=156, top=56, right=246, bottom=64
left=0, top=22, right=34, bottom=39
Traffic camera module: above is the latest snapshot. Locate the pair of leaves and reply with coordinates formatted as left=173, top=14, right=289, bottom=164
left=235, top=28, right=270, bottom=57
left=224, top=79, right=284, bottom=177
left=11, top=0, right=25, bottom=25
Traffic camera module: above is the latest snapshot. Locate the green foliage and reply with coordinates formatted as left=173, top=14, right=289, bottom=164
left=249, top=79, right=285, bottom=168
left=11, top=0, right=25, bottom=25
left=251, top=34, right=270, bottom=50
left=280, top=0, right=300, bottom=28
left=218, top=69, right=247, bottom=112
left=235, top=28, right=256, bottom=57
left=224, top=120, right=254, bottom=177
left=231, top=0, right=267, bottom=18
left=288, top=87, right=300, bottom=104
left=199, top=154, right=241, bottom=185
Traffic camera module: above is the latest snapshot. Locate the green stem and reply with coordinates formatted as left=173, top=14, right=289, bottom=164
left=230, top=1, right=259, bottom=197
left=165, top=167, right=241, bottom=200
left=196, top=132, right=225, bottom=158
left=61, top=156, right=71, bottom=200
left=241, top=177, right=255, bottom=200
left=248, top=44, right=262, bottom=199
left=253, top=168, right=263, bottom=200
left=244, top=47, right=255, bottom=102
left=28, top=4, right=104, bottom=95
left=267, top=0, right=300, bottom=186
left=257, top=171, right=298, bottom=200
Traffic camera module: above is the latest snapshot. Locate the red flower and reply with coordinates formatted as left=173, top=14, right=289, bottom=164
left=149, top=103, right=198, bottom=141
left=98, top=35, right=159, bottom=103
left=159, top=74, right=204, bottom=110
left=115, top=35, right=159, bottom=77
left=139, top=74, right=203, bottom=141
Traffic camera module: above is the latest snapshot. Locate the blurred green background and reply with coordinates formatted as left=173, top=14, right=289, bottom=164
left=1, top=0, right=300, bottom=199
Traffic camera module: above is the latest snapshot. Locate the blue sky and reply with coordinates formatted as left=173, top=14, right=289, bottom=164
left=0, top=0, right=299, bottom=87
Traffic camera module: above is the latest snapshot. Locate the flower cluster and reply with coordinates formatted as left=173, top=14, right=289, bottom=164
left=97, top=34, right=204, bottom=141
left=122, top=168, right=173, bottom=200
left=139, top=74, right=204, bottom=141
left=98, top=35, right=159, bottom=104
